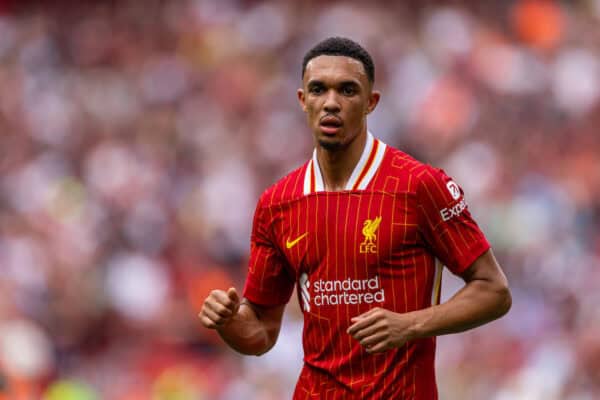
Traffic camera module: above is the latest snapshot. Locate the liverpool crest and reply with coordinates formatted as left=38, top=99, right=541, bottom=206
left=360, top=216, right=381, bottom=254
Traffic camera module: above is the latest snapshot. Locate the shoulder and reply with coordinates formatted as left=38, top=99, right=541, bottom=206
left=382, top=148, right=467, bottom=220
left=411, top=163, right=463, bottom=208
left=257, top=162, right=309, bottom=209
left=377, top=145, right=445, bottom=192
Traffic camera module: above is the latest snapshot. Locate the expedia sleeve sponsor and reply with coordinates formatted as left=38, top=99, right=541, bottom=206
left=440, top=198, right=468, bottom=221
left=416, top=167, right=490, bottom=275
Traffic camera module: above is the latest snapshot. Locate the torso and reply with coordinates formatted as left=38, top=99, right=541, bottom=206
left=244, top=134, right=489, bottom=399
left=267, top=145, right=439, bottom=399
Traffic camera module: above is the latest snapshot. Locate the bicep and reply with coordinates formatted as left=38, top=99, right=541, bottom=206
left=460, top=249, right=509, bottom=288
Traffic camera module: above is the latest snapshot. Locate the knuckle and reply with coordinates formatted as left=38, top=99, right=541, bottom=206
left=221, top=299, right=233, bottom=309
left=200, top=317, right=216, bottom=329
left=218, top=305, right=231, bottom=315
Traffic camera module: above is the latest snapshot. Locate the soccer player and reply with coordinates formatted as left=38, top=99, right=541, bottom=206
left=199, top=37, right=511, bottom=399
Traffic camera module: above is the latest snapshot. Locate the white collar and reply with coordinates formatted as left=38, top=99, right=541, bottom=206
left=303, top=131, right=387, bottom=194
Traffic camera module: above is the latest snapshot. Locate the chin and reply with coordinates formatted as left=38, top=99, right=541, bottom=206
left=317, top=137, right=344, bottom=151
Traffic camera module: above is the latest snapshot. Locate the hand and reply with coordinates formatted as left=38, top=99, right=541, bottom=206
left=347, top=307, right=417, bottom=353
left=199, top=287, right=240, bottom=329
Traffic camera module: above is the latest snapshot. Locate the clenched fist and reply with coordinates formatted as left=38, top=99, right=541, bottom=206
left=347, top=307, right=417, bottom=353
left=199, top=287, right=241, bottom=329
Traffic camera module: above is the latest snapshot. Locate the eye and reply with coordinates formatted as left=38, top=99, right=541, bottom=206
left=309, top=85, right=325, bottom=95
left=341, top=85, right=357, bottom=96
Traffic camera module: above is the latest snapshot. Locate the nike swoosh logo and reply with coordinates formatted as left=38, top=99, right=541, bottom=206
left=286, top=232, right=308, bottom=249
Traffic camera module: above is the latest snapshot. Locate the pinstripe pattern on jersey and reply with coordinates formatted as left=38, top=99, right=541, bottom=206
left=243, top=137, right=490, bottom=400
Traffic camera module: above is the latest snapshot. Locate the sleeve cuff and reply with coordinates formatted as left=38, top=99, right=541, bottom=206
left=448, top=239, right=491, bottom=276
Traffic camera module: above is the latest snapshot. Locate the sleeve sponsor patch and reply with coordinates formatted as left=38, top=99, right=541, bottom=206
left=440, top=198, right=468, bottom=221
left=446, top=180, right=461, bottom=200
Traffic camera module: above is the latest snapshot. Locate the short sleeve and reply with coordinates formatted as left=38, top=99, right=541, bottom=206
left=243, top=197, right=295, bottom=307
left=416, top=167, right=490, bottom=275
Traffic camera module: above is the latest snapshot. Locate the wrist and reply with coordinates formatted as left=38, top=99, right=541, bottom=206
left=408, top=307, right=435, bottom=340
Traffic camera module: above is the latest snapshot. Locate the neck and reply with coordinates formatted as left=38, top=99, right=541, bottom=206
left=317, top=130, right=367, bottom=191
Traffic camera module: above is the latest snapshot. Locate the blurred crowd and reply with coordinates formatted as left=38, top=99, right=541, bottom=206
left=0, top=0, right=599, bottom=399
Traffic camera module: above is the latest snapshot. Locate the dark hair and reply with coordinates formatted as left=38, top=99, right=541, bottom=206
left=302, top=37, right=375, bottom=84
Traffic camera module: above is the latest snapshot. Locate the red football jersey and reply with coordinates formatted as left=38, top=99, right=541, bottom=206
left=243, top=133, right=490, bottom=399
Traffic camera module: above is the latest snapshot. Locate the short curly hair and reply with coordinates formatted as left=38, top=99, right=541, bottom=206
left=302, top=37, right=375, bottom=84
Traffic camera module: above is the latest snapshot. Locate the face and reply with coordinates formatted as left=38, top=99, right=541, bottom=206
left=298, top=55, right=380, bottom=151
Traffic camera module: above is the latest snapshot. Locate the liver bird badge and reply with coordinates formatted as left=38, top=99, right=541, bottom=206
left=360, top=216, right=382, bottom=254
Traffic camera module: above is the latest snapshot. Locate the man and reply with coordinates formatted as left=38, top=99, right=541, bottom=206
left=199, top=37, right=511, bottom=399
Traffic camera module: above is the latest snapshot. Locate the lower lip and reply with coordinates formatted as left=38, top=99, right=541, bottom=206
left=320, top=125, right=341, bottom=135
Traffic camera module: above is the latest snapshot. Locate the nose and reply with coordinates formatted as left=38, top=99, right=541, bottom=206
left=323, top=89, right=341, bottom=113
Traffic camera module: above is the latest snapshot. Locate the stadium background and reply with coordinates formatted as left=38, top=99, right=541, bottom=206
left=0, top=0, right=599, bottom=398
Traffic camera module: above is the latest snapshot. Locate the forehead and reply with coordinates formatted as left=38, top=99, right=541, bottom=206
left=304, top=55, right=369, bottom=85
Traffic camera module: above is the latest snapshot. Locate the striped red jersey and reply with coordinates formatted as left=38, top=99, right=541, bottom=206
left=243, top=133, right=490, bottom=399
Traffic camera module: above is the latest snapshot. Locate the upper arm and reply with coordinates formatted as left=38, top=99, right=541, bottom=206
left=459, top=249, right=512, bottom=315
left=238, top=196, right=294, bottom=355
left=460, top=248, right=508, bottom=287
left=416, top=167, right=490, bottom=275
left=243, top=198, right=295, bottom=307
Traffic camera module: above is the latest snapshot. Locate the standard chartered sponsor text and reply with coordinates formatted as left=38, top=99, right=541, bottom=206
left=313, top=276, right=385, bottom=306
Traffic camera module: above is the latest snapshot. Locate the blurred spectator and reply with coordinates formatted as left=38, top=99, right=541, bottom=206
left=0, top=0, right=598, bottom=399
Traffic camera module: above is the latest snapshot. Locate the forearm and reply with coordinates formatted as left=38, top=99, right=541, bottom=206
left=217, top=302, right=277, bottom=356
left=410, top=277, right=511, bottom=339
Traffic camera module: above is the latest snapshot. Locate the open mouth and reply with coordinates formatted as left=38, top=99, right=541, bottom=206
left=319, top=115, right=343, bottom=135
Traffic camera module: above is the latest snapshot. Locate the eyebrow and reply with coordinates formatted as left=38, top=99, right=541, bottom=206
left=307, top=79, right=361, bottom=88
left=306, top=80, right=324, bottom=88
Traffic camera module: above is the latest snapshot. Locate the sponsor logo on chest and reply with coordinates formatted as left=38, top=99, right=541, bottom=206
left=300, top=273, right=385, bottom=311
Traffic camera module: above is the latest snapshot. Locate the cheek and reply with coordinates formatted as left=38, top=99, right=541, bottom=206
left=347, top=101, right=366, bottom=120
left=305, top=102, right=320, bottom=119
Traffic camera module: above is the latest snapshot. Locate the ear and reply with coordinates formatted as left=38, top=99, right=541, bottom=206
left=366, top=90, right=381, bottom=115
left=297, top=88, right=307, bottom=112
